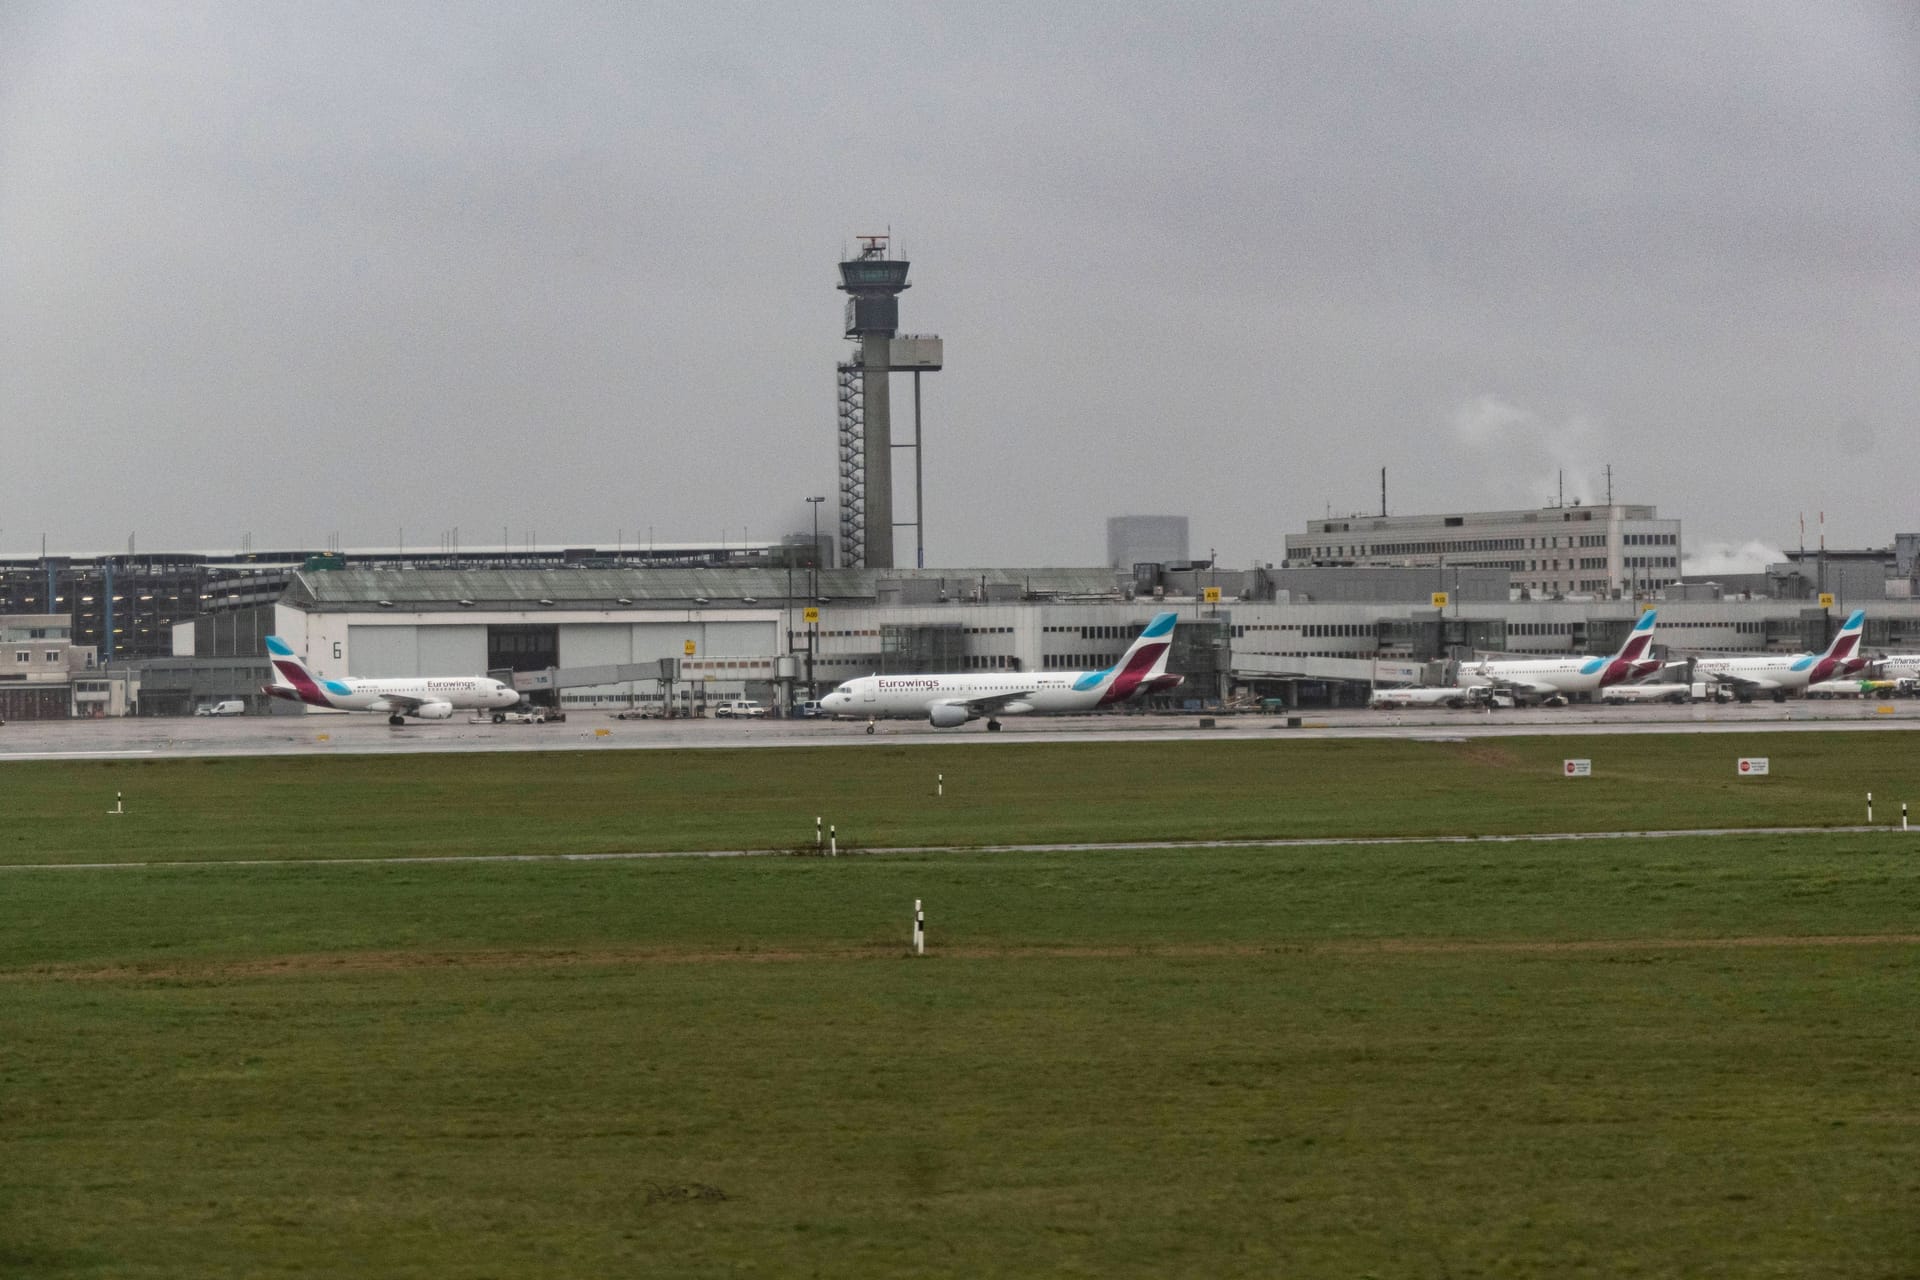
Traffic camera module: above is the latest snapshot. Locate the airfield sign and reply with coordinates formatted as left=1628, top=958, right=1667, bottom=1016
left=1563, top=759, right=1592, bottom=777
left=1738, top=757, right=1770, bottom=776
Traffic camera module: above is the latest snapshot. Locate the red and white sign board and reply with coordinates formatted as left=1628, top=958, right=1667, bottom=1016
left=1737, top=757, right=1770, bottom=776
left=1563, top=759, right=1592, bottom=777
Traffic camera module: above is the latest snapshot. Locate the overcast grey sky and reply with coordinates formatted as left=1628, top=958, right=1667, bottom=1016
left=3, top=2, right=1915, bottom=569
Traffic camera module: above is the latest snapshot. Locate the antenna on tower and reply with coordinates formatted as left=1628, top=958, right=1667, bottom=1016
left=1380, top=467, right=1387, bottom=518
left=1604, top=463, right=1613, bottom=507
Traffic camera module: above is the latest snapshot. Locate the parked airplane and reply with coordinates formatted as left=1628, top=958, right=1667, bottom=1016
left=818, top=611, right=1182, bottom=731
left=262, top=635, right=519, bottom=724
left=1874, top=653, right=1920, bottom=681
left=1454, top=610, right=1663, bottom=702
left=1692, top=609, right=1868, bottom=701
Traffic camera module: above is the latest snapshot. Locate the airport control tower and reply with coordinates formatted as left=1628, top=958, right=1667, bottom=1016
left=837, top=235, right=941, bottom=568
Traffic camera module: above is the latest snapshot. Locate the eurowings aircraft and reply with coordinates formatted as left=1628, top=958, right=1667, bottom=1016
left=1454, top=610, right=1663, bottom=701
left=263, top=635, right=519, bottom=724
left=818, top=611, right=1182, bottom=731
left=1693, top=609, right=1868, bottom=701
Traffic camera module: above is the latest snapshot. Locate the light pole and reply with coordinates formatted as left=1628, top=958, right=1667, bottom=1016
left=806, top=497, right=825, bottom=597
left=805, top=496, right=825, bottom=695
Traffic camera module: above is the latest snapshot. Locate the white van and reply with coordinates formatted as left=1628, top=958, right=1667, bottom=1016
left=206, top=700, right=246, bottom=716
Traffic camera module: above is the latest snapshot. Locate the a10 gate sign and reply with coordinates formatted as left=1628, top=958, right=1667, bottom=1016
left=1738, top=757, right=1770, bottom=776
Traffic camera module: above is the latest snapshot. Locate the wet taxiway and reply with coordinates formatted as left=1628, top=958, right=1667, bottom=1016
left=2, top=700, right=1915, bottom=761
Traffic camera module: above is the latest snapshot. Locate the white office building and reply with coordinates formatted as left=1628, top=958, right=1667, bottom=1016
left=1283, top=503, right=1681, bottom=600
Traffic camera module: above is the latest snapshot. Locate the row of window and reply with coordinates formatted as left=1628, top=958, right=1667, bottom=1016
left=1624, top=533, right=1677, bottom=545
left=1044, top=624, right=1145, bottom=640
left=13, top=650, right=62, bottom=663
left=1625, top=556, right=1677, bottom=568
left=1042, top=654, right=1118, bottom=670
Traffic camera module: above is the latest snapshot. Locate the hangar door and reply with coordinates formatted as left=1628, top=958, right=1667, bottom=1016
left=346, top=625, right=487, bottom=677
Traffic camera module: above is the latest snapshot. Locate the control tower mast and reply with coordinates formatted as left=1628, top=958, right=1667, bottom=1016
left=837, top=236, right=909, bottom=568
left=836, top=235, right=941, bottom=569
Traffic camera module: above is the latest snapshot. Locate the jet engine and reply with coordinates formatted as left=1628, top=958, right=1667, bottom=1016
left=414, top=701, right=455, bottom=720
left=927, top=702, right=972, bottom=728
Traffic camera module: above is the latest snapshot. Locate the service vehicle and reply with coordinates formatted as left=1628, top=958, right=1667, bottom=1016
left=1599, top=682, right=1691, bottom=704
left=714, top=700, right=768, bottom=719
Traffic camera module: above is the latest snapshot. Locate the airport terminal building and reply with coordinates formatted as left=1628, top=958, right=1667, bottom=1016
left=145, top=560, right=1920, bottom=716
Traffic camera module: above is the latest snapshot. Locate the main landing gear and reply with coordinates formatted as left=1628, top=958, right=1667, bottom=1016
left=388, top=714, right=405, bottom=726
left=986, top=718, right=1003, bottom=732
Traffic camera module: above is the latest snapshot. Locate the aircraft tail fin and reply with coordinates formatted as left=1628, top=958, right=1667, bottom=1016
left=1594, top=609, right=1661, bottom=686
left=264, top=635, right=334, bottom=707
left=1817, top=609, right=1868, bottom=677
left=1075, top=611, right=1178, bottom=704
left=1614, top=609, right=1658, bottom=662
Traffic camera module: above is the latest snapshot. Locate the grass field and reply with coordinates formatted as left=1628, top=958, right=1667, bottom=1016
left=3, top=731, right=1918, bottom=865
left=4, top=735, right=1919, bottom=1276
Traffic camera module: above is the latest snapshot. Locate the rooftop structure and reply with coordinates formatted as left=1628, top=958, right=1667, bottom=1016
left=1107, top=516, right=1190, bottom=571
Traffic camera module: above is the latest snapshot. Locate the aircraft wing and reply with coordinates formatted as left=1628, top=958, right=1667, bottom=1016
left=960, top=688, right=1040, bottom=712
left=1480, top=674, right=1562, bottom=695
left=374, top=692, right=427, bottom=712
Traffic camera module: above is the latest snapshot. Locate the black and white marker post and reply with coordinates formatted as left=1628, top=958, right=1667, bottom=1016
left=912, top=899, right=925, bottom=955
left=815, top=816, right=822, bottom=851
left=108, top=791, right=124, bottom=816
left=830, top=824, right=837, bottom=857
left=937, top=773, right=944, bottom=798
left=1868, top=792, right=1874, bottom=825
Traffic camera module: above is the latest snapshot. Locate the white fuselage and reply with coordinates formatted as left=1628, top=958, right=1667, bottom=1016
left=1691, top=655, right=1821, bottom=693
left=1454, top=657, right=1616, bottom=695
left=316, top=676, right=518, bottom=714
left=826, top=672, right=1116, bottom=720
left=1878, top=654, right=1920, bottom=681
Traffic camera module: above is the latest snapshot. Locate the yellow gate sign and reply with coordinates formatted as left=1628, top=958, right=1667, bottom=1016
left=803, top=607, right=819, bottom=624
left=1819, top=593, right=1835, bottom=609
left=1431, top=592, right=1449, bottom=609
left=683, top=640, right=696, bottom=656
left=1202, top=587, right=1221, bottom=603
